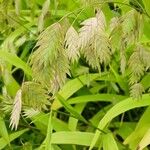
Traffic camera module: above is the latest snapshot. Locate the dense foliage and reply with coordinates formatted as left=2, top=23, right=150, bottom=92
left=0, top=0, right=150, bottom=149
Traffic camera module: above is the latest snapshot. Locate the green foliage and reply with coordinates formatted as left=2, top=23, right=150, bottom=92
left=0, top=0, right=150, bottom=150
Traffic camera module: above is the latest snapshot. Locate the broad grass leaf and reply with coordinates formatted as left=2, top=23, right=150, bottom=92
left=67, top=94, right=126, bottom=104
left=0, top=129, right=28, bottom=149
left=102, top=133, right=119, bottom=150
left=0, top=117, right=9, bottom=144
left=143, top=18, right=150, bottom=39
left=56, top=94, right=88, bottom=124
left=137, top=128, right=150, bottom=150
left=51, top=131, right=99, bottom=146
left=124, top=106, right=150, bottom=149
left=56, top=94, right=105, bottom=133
left=68, top=103, right=86, bottom=131
left=0, top=50, right=32, bottom=76
left=3, top=23, right=34, bottom=51
left=45, top=110, right=52, bottom=150
left=109, top=65, right=128, bottom=93
left=115, top=122, right=136, bottom=140
left=89, top=105, right=112, bottom=126
left=89, top=94, right=150, bottom=149
left=52, top=73, right=110, bottom=109
left=141, top=73, right=150, bottom=90
left=31, top=112, right=70, bottom=134
left=143, top=0, right=150, bottom=16
left=2, top=70, right=20, bottom=97
left=51, top=145, right=62, bottom=150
